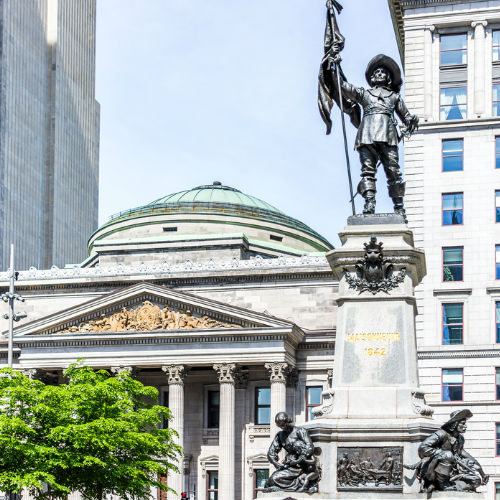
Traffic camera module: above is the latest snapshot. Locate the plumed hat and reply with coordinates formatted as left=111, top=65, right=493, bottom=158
left=441, top=409, right=473, bottom=431
left=365, top=54, right=403, bottom=92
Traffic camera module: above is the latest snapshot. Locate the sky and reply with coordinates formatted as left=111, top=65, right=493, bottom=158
left=95, top=0, right=401, bottom=247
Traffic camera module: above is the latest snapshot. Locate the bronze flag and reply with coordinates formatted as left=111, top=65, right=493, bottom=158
left=318, top=0, right=361, bottom=134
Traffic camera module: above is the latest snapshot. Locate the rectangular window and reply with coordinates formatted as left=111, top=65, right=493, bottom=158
left=496, top=137, right=500, bottom=169
left=440, top=86, right=467, bottom=120
left=442, top=368, right=463, bottom=401
left=496, top=368, right=500, bottom=400
left=496, top=191, right=500, bottom=223
left=306, top=386, right=323, bottom=421
left=496, top=302, right=500, bottom=343
left=497, top=424, right=500, bottom=456
left=440, top=33, right=467, bottom=66
left=161, top=391, right=169, bottom=429
left=207, top=391, right=220, bottom=429
left=255, top=387, right=271, bottom=425
left=443, top=247, right=464, bottom=281
left=442, top=139, right=464, bottom=172
left=497, top=245, right=500, bottom=279
left=207, top=471, right=218, bottom=500
left=442, top=303, right=463, bottom=345
left=494, top=83, right=500, bottom=116
left=496, top=482, right=500, bottom=500
left=254, top=469, right=269, bottom=499
left=442, top=193, right=463, bottom=225
left=494, top=30, right=500, bottom=62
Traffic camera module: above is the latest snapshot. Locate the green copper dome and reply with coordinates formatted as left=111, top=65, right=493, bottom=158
left=89, top=182, right=333, bottom=257
left=149, top=182, right=284, bottom=214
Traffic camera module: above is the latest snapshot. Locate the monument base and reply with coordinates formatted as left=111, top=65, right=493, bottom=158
left=258, top=492, right=487, bottom=500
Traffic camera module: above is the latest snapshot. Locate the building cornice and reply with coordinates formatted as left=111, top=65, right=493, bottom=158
left=0, top=256, right=334, bottom=293
left=388, top=0, right=492, bottom=60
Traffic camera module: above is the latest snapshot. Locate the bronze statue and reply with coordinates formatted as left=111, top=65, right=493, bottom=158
left=405, top=410, right=489, bottom=492
left=336, top=54, right=418, bottom=218
left=319, top=2, right=418, bottom=219
left=265, top=412, right=321, bottom=493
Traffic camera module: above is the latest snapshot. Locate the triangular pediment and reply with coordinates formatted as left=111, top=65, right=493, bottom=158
left=12, top=282, right=295, bottom=337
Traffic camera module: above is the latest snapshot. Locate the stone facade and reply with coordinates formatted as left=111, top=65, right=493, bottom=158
left=0, top=260, right=334, bottom=500
left=389, top=0, right=500, bottom=498
left=0, top=0, right=100, bottom=270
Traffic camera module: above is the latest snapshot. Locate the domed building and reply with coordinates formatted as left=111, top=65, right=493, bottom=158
left=85, top=182, right=332, bottom=267
left=1, top=182, right=337, bottom=500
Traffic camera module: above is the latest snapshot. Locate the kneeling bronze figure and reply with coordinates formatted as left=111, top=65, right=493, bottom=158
left=265, top=412, right=321, bottom=494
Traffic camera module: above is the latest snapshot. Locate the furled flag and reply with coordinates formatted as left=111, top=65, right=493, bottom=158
left=318, top=0, right=361, bottom=134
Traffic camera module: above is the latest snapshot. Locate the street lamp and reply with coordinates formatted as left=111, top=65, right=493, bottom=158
left=1, top=244, right=26, bottom=368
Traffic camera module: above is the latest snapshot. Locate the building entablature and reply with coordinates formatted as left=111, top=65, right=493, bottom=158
left=388, top=0, right=498, bottom=57
left=0, top=282, right=335, bottom=371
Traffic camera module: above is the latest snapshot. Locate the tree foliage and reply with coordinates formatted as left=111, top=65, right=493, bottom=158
left=0, top=364, right=181, bottom=500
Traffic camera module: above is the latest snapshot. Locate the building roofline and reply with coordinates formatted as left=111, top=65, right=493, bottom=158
left=388, top=0, right=405, bottom=61
left=388, top=0, right=492, bottom=61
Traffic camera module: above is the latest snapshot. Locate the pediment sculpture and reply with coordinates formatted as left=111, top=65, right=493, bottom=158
left=56, top=301, right=238, bottom=333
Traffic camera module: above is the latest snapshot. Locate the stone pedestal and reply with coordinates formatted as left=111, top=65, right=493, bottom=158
left=258, top=492, right=487, bottom=500
left=302, top=218, right=439, bottom=496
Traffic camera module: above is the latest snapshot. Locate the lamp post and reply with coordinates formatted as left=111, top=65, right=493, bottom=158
left=1, top=244, right=26, bottom=368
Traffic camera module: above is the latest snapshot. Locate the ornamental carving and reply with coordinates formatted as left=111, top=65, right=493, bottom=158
left=213, top=363, right=238, bottom=383
left=343, top=236, right=406, bottom=294
left=265, top=362, right=290, bottom=382
left=162, top=365, right=187, bottom=385
left=56, top=301, right=238, bottom=333
left=411, top=390, right=434, bottom=417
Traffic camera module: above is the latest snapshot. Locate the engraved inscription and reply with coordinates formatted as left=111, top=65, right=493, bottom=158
left=347, top=332, right=401, bottom=357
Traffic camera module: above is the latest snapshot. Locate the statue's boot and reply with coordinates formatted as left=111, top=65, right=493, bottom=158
left=388, top=181, right=407, bottom=221
left=362, top=190, right=376, bottom=214
left=392, top=197, right=407, bottom=221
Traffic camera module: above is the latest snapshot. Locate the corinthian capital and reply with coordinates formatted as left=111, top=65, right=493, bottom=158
left=213, top=363, right=238, bottom=383
left=110, top=366, right=136, bottom=377
left=162, top=364, right=187, bottom=385
left=265, top=362, right=290, bottom=382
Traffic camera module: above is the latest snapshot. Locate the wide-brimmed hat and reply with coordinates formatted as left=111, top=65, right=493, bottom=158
left=441, top=409, right=473, bottom=430
left=365, top=54, right=403, bottom=92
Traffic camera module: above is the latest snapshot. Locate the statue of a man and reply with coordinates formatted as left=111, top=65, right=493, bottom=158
left=406, top=410, right=488, bottom=492
left=333, top=53, right=418, bottom=218
left=265, top=412, right=320, bottom=493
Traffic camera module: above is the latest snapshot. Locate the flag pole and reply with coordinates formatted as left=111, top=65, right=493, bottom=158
left=335, top=62, right=356, bottom=215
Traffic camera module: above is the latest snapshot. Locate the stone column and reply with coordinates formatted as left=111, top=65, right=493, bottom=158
left=423, top=25, right=435, bottom=119
left=213, top=363, right=237, bottom=500
left=265, top=362, right=289, bottom=438
left=472, top=21, right=487, bottom=116
left=162, top=365, right=187, bottom=500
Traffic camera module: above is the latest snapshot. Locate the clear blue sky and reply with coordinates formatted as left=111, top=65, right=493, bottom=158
left=95, top=0, right=401, bottom=247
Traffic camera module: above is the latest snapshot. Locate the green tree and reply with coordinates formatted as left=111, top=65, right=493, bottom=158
left=0, top=364, right=181, bottom=500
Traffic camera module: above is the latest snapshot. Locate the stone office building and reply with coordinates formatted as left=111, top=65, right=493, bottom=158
left=388, top=0, right=500, bottom=498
